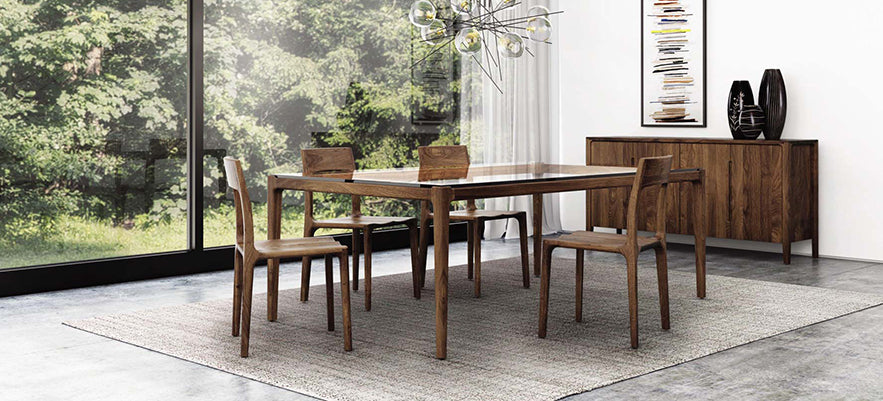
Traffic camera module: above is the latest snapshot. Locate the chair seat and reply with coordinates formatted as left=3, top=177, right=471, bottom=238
left=246, top=237, right=347, bottom=259
left=546, top=231, right=662, bottom=253
left=313, top=215, right=416, bottom=229
left=430, top=209, right=525, bottom=221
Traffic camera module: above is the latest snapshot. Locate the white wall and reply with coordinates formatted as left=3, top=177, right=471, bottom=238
left=556, top=0, right=883, bottom=262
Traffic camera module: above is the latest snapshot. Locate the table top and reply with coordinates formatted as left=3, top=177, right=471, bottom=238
left=274, top=163, right=639, bottom=188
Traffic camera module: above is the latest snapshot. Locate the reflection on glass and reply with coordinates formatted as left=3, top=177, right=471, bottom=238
left=0, top=1, right=187, bottom=268
left=203, top=0, right=462, bottom=247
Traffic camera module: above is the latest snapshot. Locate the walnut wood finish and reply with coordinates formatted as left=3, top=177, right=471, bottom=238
left=417, top=146, right=529, bottom=298
left=539, top=156, right=673, bottom=349
left=267, top=162, right=707, bottom=359
left=223, top=157, right=351, bottom=357
left=296, top=147, right=420, bottom=311
left=586, top=137, right=818, bottom=265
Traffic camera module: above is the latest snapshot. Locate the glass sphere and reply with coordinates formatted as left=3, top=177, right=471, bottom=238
left=498, top=33, right=524, bottom=58
left=409, top=0, right=437, bottom=27
left=526, top=16, right=552, bottom=42
left=528, top=5, right=550, bottom=17
left=421, top=20, right=448, bottom=45
left=455, top=27, right=482, bottom=54
left=451, top=0, right=474, bottom=15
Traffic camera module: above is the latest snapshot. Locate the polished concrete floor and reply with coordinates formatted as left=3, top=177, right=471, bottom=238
left=1, top=239, right=881, bottom=400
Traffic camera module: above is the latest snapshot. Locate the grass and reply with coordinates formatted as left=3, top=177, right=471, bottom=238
left=0, top=205, right=309, bottom=269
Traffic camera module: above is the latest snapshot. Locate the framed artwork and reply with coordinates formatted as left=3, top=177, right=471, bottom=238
left=641, top=0, right=707, bottom=127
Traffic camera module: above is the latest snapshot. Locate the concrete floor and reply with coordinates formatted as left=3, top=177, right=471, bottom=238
left=1, top=239, right=881, bottom=400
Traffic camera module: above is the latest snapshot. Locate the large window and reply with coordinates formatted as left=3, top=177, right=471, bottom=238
left=0, top=1, right=188, bottom=268
left=0, top=0, right=462, bottom=271
left=202, top=0, right=460, bottom=247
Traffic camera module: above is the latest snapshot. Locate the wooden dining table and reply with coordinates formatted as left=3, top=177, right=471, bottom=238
left=267, top=163, right=707, bottom=360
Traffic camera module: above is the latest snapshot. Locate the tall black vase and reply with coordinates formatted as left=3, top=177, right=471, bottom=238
left=759, top=69, right=787, bottom=140
left=728, top=81, right=755, bottom=139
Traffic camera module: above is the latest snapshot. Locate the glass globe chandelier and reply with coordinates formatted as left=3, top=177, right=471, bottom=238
left=409, top=0, right=562, bottom=93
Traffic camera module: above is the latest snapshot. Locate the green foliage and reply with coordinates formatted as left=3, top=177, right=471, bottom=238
left=1, top=0, right=187, bottom=240
left=0, top=0, right=462, bottom=261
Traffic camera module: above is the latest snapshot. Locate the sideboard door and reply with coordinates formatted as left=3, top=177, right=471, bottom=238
left=679, top=143, right=732, bottom=238
left=632, top=142, right=681, bottom=233
left=587, top=141, right=635, bottom=229
left=729, top=144, right=784, bottom=242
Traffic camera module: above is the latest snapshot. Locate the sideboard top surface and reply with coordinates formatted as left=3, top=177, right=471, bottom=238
left=586, top=137, right=818, bottom=146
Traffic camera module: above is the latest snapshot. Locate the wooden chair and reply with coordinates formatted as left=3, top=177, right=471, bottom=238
left=538, top=155, right=673, bottom=349
left=223, top=157, right=352, bottom=357
left=417, top=145, right=530, bottom=297
left=299, top=147, right=420, bottom=311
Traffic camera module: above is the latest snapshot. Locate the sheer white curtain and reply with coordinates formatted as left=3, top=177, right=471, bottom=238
left=459, top=0, right=561, bottom=239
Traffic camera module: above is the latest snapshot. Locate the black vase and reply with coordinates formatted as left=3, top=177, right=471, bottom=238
left=737, top=105, right=766, bottom=140
left=759, top=69, right=787, bottom=140
left=728, top=81, right=756, bottom=139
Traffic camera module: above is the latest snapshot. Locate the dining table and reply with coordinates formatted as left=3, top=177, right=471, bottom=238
left=267, top=163, right=707, bottom=360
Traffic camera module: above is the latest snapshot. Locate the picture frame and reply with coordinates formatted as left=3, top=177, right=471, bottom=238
left=641, top=0, right=707, bottom=127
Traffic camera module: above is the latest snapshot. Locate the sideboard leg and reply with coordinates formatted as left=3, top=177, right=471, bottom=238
left=782, top=240, right=792, bottom=265
left=811, top=141, right=819, bottom=259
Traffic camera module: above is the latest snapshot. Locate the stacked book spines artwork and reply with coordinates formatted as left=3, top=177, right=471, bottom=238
left=646, top=0, right=699, bottom=124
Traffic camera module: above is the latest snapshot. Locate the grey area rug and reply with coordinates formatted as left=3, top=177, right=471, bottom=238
left=66, top=257, right=883, bottom=401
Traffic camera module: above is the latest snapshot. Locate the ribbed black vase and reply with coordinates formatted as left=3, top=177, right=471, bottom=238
left=759, top=69, right=787, bottom=140
left=728, top=81, right=756, bottom=139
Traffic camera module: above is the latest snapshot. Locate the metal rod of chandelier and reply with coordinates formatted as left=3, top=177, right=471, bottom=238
left=408, top=0, right=561, bottom=93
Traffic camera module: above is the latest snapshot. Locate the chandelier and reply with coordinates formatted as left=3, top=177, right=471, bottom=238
left=408, top=0, right=561, bottom=93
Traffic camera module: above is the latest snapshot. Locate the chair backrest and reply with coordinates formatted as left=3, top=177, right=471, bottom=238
left=302, top=147, right=356, bottom=176
left=223, top=157, right=255, bottom=247
left=301, top=147, right=360, bottom=217
left=418, top=145, right=474, bottom=209
left=417, top=145, right=470, bottom=170
left=626, top=156, right=673, bottom=246
left=417, top=145, right=470, bottom=181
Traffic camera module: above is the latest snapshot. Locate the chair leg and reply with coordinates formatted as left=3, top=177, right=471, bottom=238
left=466, top=221, right=474, bottom=280
left=473, top=220, right=482, bottom=298
left=352, top=229, right=361, bottom=292
left=240, top=255, right=256, bottom=357
left=232, top=249, right=243, bottom=337
left=538, top=242, right=555, bottom=338
left=364, top=228, right=373, bottom=311
left=575, top=249, right=584, bottom=322
left=655, top=246, right=671, bottom=330
left=418, top=201, right=431, bottom=288
left=516, top=213, right=530, bottom=289
left=267, top=257, right=279, bottom=322
left=325, top=254, right=335, bottom=332
left=300, top=228, right=316, bottom=302
left=626, top=253, right=639, bottom=349
left=338, top=251, right=353, bottom=351
left=408, top=221, right=421, bottom=299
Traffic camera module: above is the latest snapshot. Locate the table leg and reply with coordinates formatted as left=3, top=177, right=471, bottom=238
left=533, top=193, right=543, bottom=277
left=431, top=187, right=453, bottom=360
left=692, top=171, right=707, bottom=299
left=267, top=183, right=283, bottom=321
left=418, top=200, right=431, bottom=288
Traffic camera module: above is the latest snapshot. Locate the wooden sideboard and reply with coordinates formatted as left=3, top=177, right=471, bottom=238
left=585, top=137, right=818, bottom=264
